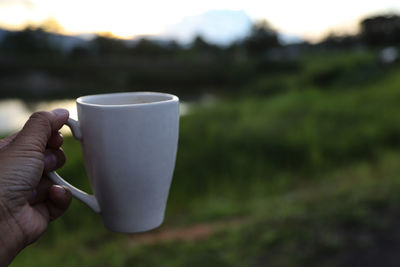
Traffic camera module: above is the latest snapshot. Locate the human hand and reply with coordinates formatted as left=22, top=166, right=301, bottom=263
left=0, top=109, right=72, bottom=266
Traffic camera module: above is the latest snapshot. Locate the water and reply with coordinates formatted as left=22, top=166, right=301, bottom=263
left=0, top=99, right=191, bottom=135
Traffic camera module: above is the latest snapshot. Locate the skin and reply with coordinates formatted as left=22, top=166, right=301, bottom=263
left=0, top=109, right=72, bottom=266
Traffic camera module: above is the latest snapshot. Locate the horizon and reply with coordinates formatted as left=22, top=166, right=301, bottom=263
left=0, top=0, right=400, bottom=44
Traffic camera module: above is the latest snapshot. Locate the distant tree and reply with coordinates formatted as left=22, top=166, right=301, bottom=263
left=226, top=41, right=244, bottom=55
left=244, top=20, right=279, bottom=55
left=320, top=33, right=360, bottom=49
left=130, top=38, right=168, bottom=57
left=0, top=26, right=59, bottom=55
left=165, top=40, right=181, bottom=52
left=360, top=14, right=400, bottom=46
left=191, top=35, right=220, bottom=53
left=91, top=33, right=128, bottom=55
left=70, top=46, right=90, bottom=59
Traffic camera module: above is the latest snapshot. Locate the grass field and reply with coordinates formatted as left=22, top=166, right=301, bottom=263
left=10, top=49, right=400, bottom=266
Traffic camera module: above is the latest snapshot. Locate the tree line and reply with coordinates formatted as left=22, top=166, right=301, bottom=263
left=1, top=13, right=399, bottom=59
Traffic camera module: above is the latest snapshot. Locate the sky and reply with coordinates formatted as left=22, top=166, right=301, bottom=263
left=0, top=0, right=399, bottom=43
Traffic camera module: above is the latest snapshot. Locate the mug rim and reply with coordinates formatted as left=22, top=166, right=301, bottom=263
left=77, top=92, right=179, bottom=107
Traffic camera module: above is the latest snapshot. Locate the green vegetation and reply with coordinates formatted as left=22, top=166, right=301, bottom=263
left=9, top=49, right=400, bottom=266
left=3, top=13, right=400, bottom=101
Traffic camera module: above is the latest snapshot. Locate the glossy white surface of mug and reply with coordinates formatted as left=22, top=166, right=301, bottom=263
left=53, top=92, right=179, bottom=233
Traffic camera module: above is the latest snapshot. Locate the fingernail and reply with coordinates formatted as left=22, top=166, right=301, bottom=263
left=52, top=109, right=69, bottom=117
left=44, top=153, right=57, bottom=170
left=53, top=185, right=67, bottom=195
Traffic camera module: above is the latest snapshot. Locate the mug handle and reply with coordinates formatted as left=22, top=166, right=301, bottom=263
left=47, top=118, right=101, bottom=214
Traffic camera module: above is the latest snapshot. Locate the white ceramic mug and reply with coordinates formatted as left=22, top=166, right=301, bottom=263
left=47, top=92, right=179, bottom=233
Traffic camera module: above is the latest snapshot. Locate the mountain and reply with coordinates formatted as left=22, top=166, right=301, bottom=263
left=161, top=10, right=253, bottom=46
left=0, top=10, right=304, bottom=52
left=47, top=33, right=88, bottom=52
left=0, top=27, right=88, bottom=52
left=279, top=33, right=304, bottom=45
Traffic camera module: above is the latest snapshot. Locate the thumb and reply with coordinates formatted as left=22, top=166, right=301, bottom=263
left=12, top=109, right=69, bottom=153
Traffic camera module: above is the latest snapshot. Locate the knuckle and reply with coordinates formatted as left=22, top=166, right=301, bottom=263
left=29, top=111, right=52, bottom=129
left=29, top=111, right=51, bottom=121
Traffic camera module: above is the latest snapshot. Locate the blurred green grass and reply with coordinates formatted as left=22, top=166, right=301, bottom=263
left=11, top=49, right=400, bottom=266
left=13, top=152, right=400, bottom=267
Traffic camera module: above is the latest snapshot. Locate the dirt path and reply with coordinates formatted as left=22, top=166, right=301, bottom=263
left=128, top=217, right=246, bottom=244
